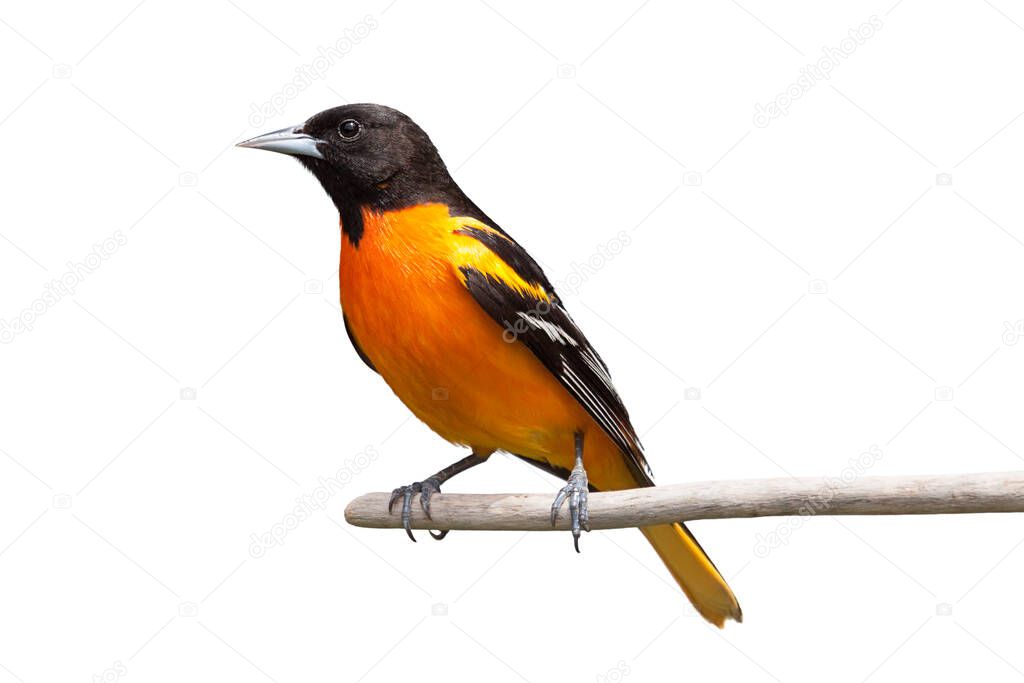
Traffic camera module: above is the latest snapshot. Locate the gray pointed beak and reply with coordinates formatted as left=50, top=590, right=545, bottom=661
left=237, top=124, right=325, bottom=159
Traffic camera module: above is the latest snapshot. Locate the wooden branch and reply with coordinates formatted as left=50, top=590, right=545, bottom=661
left=344, top=471, right=1024, bottom=531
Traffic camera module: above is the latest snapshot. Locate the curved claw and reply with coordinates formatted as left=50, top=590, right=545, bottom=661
left=388, top=487, right=404, bottom=515
left=400, top=486, right=417, bottom=542
left=386, top=483, right=421, bottom=541
left=550, top=488, right=569, bottom=526
left=579, top=488, right=590, bottom=533
left=419, top=477, right=441, bottom=519
left=419, top=478, right=448, bottom=540
left=551, top=462, right=590, bottom=552
left=386, top=478, right=449, bottom=543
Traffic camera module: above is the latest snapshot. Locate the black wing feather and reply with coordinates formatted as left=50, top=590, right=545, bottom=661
left=457, top=228, right=652, bottom=484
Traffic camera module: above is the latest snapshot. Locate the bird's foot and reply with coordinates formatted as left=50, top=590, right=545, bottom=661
left=387, top=478, right=448, bottom=542
left=550, top=461, right=590, bottom=552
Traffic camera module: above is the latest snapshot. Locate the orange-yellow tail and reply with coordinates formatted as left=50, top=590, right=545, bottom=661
left=641, top=522, right=742, bottom=627
left=581, top=434, right=742, bottom=627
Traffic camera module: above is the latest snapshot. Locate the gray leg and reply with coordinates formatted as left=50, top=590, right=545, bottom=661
left=550, top=432, right=590, bottom=552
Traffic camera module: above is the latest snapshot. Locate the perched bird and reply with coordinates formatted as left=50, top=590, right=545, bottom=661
left=238, top=104, right=742, bottom=626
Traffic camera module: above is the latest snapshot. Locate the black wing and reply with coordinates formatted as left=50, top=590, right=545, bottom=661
left=456, top=226, right=653, bottom=484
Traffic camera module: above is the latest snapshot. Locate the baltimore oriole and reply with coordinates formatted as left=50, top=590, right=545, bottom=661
left=238, top=104, right=742, bottom=626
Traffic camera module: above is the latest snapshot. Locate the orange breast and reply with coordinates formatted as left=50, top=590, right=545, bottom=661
left=338, top=204, right=633, bottom=485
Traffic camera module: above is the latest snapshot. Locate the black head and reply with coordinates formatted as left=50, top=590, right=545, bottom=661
left=239, top=104, right=464, bottom=230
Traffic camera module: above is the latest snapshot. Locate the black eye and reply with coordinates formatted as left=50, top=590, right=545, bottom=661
left=338, top=119, right=361, bottom=139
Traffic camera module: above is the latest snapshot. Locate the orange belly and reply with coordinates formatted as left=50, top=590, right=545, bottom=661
left=338, top=204, right=635, bottom=486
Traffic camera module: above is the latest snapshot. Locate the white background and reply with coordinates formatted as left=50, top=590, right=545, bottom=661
left=2, top=1, right=1024, bottom=681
